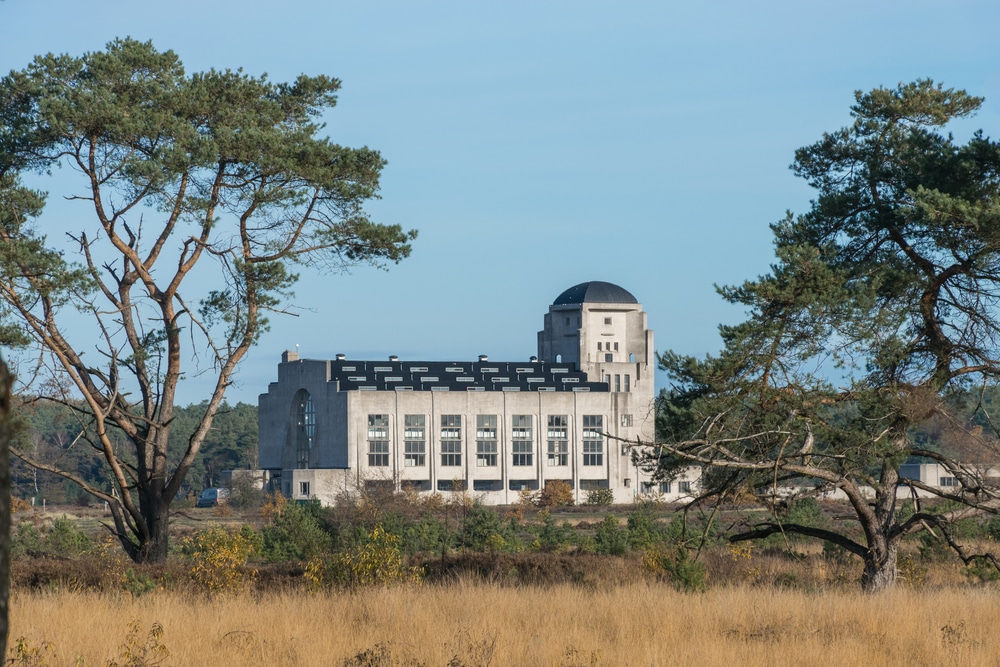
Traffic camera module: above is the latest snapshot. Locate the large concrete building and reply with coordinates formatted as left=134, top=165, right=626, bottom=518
left=258, top=281, right=698, bottom=505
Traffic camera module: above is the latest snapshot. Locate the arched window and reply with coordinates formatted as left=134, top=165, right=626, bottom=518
left=292, top=390, right=315, bottom=469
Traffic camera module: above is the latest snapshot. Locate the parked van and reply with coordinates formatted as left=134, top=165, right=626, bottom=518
left=196, top=487, right=229, bottom=508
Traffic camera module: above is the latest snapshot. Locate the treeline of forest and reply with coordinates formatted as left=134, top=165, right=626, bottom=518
left=11, top=399, right=258, bottom=505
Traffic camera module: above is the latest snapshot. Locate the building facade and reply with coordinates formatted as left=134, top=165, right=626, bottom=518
left=257, top=281, right=698, bottom=505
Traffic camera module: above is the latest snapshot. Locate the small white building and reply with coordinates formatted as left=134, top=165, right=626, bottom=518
left=257, top=281, right=699, bottom=505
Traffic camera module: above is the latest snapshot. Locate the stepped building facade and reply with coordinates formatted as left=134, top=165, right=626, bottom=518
left=258, top=281, right=698, bottom=504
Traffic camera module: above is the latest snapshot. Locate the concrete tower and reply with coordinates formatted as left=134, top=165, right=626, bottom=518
left=537, top=280, right=655, bottom=400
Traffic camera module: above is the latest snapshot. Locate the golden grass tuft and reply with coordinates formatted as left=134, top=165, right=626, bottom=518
left=8, top=581, right=1000, bottom=666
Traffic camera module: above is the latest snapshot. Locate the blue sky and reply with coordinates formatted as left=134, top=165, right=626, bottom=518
left=2, top=0, right=999, bottom=405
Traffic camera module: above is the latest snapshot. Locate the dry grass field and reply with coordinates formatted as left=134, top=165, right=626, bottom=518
left=7, top=581, right=1000, bottom=666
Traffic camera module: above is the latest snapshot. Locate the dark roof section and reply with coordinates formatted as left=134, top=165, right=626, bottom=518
left=553, top=281, right=638, bottom=306
left=318, top=359, right=609, bottom=393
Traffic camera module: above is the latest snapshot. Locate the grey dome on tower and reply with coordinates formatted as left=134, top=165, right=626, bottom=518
left=553, top=281, right=638, bottom=306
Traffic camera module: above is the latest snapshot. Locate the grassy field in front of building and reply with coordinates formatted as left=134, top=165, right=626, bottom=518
left=8, top=582, right=999, bottom=666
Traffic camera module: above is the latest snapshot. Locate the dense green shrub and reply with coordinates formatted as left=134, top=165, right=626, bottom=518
left=402, top=515, right=452, bottom=555
left=532, top=511, right=576, bottom=552
left=261, top=501, right=332, bottom=562
left=594, top=515, right=629, bottom=556
left=628, top=502, right=665, bottom=550
left=462, top=505, right=520, bottom=552
left=584, top=488, right=615, bottom=506
left=46, top=516, right=92, bottom=557
left=644, top=546, right=707, bottom=592
left=11, top=522, right=42, bottom=558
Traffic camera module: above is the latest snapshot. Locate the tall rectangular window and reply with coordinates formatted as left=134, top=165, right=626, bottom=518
left=404, top=414, right=425, bottom=467
left=367, top=414, right=389, bottom=466
left=624, top=374, right=631, bottom=392
left=476, top=415, right=498, bottom=467
left=440, top=415, right=462, bottom=466
left=583, top=415, right=603, bottom=466
left=547, top=415, right=568, bottom=466
left=614, top=375, right=621, bottom=392
left=512, top=415, right=533, bottom=466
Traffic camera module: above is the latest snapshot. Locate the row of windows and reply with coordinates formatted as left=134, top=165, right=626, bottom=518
left=601, top=374, right=631, bottom=393
left=640, top=481, right=693, bottom=494
left=596, top=341, right=619, bottom=352
left=299, top=479, right=689, bottom=498
left=367, top=414, right=606, bottom=468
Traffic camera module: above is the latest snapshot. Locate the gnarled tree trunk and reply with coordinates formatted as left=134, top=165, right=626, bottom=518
left=0, top=358, right=13, bottom=658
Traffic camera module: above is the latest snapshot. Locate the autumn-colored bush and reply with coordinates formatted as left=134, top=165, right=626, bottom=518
left=537, top=480, right=574, bottom=508
left=180, top=525, right=260, bottom=593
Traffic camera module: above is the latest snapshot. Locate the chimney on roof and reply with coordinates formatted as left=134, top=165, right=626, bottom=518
left=530, top=356, right=538, bottom=362
left=282, top=350, right=299, bottom=363
left=335, top=353, right=346, bottom=361
left=478, top=355, right=488, bottom=362
left=389, top=355, right=399, bottom=362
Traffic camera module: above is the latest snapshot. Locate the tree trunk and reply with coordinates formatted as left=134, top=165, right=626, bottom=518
left=138, top=495, right=171, bottom=563
left=0, top=359, right=14, bottom=659
left=860, top=541, right=898, bottom=593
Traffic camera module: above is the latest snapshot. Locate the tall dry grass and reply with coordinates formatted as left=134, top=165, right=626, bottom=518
left=8, top=580, right=1000, bottom=666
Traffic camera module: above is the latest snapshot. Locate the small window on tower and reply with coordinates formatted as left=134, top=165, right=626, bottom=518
left=604, top=317, right=612, bottom=325
left=605, top=354, right=613, bottom=362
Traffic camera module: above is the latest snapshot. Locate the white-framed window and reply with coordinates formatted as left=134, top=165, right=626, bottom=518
left=660, top=481, right=671, bottom=494
left=547, top=415, right=568, bottom=466
left=624, top=374, right=631, bottom=392
left=621, top=414, right=633, bottom=427
left=367, top=414, right=390, bottom=466
left=678, top=481, right=692, bottom=493
left=940, top=476, right=957, bottom=487
left=441, top=415, right=462, bottom=466
left=299, top=481, right=310, bottom=497
left=583, top=415, right=603, bottom=466
left=614, top=375, right=621, bottom=392
left=404, top=414, right=425, bottom=467
left=476, top=415, right=498, bottom=467
left=512, top=415, right=533, bottom=466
